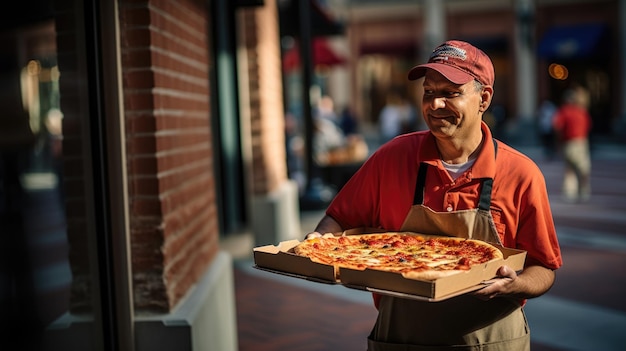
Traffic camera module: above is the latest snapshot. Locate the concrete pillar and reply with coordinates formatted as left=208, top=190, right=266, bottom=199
left=511, top=0, right=538, bottom=145
left=421, top=0, right=446, bottom=61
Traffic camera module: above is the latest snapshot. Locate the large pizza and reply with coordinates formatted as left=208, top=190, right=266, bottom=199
left=293, top=232, right=503, bottom=281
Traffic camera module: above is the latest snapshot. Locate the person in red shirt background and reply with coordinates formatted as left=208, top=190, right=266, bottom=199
left=552, top=85, right=593, bottom=202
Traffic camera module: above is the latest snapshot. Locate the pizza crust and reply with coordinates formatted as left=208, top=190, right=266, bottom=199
left=402, top=268, right=466, bottom=280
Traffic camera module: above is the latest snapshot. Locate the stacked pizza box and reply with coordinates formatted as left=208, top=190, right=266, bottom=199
left=253, top=231, right=526, bottom=302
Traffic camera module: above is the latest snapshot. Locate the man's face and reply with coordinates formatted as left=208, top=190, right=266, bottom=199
left=420, top=69, right=490, bottom=141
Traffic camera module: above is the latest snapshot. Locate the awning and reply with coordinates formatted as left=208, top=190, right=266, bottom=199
left=282, top=38, right=346, bottom=72
left=537, top=23, right=607, bottom=59
left=279, top=0, right=345, bottom=38
left=359, top=41, right=417, bottom=56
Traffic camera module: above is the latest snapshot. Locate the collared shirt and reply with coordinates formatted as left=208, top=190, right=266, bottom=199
left=326, top=122, right=562, bottom=270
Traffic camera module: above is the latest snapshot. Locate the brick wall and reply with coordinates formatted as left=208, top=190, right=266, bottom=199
left=120, top=0, right=218, bottom=312
left=239, top=0, right=287, bottom=196
left=59, top=0, right=286, bottom=315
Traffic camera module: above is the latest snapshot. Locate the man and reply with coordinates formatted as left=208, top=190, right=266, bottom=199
left=553, top=86, right=592, bottom=202
left=307, top=40, right=562, bottom=350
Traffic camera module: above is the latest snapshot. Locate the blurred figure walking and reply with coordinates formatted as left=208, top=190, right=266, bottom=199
left=378, top=90, right=416, bottom=144
left=537, top=99, right=557, bottom=160
left=553, top=86, right=592, bottom=202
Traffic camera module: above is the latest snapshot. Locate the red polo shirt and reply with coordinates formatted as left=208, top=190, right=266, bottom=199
left=326, top=122, right=562, bottom=270
left=552, top=103, right=592, bottom=141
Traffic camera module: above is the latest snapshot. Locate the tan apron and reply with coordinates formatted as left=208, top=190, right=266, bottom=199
left=367, top=160, right=530, bottom=351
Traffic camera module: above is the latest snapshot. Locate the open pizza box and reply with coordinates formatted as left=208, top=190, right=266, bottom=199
left=253, top=239, right=338, bottom=284
left=252, top=230, right=526, bottom=302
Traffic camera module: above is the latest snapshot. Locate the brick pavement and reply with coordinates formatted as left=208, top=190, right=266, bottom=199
left=234, top=266, right=377, bottom=351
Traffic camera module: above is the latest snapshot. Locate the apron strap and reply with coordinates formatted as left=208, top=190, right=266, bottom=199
left=413, top=162, right=428, bottom=205
left=478, top=178, right=493, bottom=211
left=413, top=138, right=498, bottom=208
left=478, top=139, right=498, bottom=210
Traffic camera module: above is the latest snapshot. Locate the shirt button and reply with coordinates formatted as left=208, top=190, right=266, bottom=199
left=446, top=205, right=453, bottom=212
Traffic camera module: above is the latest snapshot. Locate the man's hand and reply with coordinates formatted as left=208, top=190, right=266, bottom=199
left=473, top=265, right=517, bottom=300
left=304, top=232, right=336, bottom=240
left=304, top=215, right=344, bottom=240
left=474, top=264, right=556, bottom=300
left=305, top=231, right=322, bottom=240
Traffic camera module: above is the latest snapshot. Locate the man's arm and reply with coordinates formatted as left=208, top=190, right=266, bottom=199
left=305, top=215, right=343, bottom=239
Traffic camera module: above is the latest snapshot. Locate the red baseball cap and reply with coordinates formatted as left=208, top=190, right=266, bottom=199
left=408, top=40, right=495, bottom=86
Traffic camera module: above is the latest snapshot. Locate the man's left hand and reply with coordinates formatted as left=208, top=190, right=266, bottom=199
left=473, top=265, right=517, bottom=300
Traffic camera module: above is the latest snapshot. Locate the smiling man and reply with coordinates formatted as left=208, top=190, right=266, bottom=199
left=306, top=40, right=562, bottom=350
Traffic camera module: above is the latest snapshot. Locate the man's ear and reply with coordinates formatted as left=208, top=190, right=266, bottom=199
left=479, top=86, right=493, bottom=112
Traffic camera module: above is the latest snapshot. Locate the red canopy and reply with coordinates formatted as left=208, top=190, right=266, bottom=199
left=282, top=39, right=346, bottom=72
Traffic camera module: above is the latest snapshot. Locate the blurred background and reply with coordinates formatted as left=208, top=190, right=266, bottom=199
left=0, top=0, right=625, bottom=350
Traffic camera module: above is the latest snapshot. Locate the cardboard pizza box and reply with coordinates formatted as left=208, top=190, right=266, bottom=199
left=253, top=240, right=337, bottom=284
left=339, top=244, right=526, bottom=301
left=252, top=233, right=527, bottom=301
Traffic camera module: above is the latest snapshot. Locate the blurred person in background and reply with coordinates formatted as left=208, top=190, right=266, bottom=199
left=552, top=85, right=592, bottom=202
left=312, top=95, right=347, bottom=165
left=339, top=105, right=359, bottom=136
left=285, top=112, right=306, bottom=192
left=313, top=96, right=368, bottom=167
left=306, top=40, right=561, bottom=350
left=315, top=95, right=341, bottom=128
left=378, top=89, right=417, bottom=144
left=536, top=99, right=558, bottom=160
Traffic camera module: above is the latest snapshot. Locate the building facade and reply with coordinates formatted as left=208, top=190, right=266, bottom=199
left=325, top=0, right=623, bottom=142
left=1, top=0, right=296, bottom=350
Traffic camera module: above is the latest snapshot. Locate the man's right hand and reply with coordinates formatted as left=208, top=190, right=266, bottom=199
left=305, top=231, right=323, bottom=240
